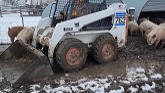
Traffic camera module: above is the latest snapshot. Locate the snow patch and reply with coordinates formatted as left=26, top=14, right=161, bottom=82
left=77, top=78, right=88, bottom=83
left=30, top=84, right=40, bottom=93
left=120, top=80, right=130, bottom=84
left=0, top=77, right=4, bottom=82
left=71, top=86, right=79, bottom=92
left=43, top=85, right=52, bottom=93
left=98, top=78, right=108, bottom=83
left=141, top=82, right=155, bottom=92
left=150, top=73, right=162, bottom=79
left=52, top=86, right=72, bottom=93
left=126, top=67, right=148, bottom=82
left=40, top=78, right=112, bottom=93
left=59, top=80, right=65, bottom=85
left=136, top=67, right=145, bottom=73
left=3, top=88, right=11, bottom=92
left=128, top=86, right=138, bottom=93
left=109, top=86, right=125, bottom=93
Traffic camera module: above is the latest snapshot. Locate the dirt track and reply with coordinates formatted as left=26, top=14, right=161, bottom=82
left=1, top=34, right=165, bottom=92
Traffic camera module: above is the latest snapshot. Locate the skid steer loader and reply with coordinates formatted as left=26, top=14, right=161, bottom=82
left=0, top=0, right=128, bottom=89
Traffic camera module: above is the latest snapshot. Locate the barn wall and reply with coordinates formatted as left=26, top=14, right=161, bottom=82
left=142, top=0, right=165, bottom=12
left=106, top=0, right=122, bottom=5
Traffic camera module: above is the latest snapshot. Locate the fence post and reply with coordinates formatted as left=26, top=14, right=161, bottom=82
left=0, top=6, right=2, bottom=17
left=20, top=6, right=24, bottom=27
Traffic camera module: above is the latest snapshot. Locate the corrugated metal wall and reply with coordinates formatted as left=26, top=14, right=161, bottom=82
left=106, top=0, right=165, bottom=12
left=106, top=0, right=122, bottom=5
left=142, top=0, right=165, bottom=12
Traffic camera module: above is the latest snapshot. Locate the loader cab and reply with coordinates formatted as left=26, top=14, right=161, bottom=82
left=48, top=0, right=107, bottom=27
left=72, top=0, right=107, bottom=17
left=49, top=0, right=72, bottom=27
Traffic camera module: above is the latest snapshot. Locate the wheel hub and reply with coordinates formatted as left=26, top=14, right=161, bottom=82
left=102, top=43, right=114, bottom=62
left=66, top=47, right=81, bottom=65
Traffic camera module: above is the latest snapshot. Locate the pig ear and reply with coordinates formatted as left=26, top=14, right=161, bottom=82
left=8, top=27, right=10, bottom=31
left=152, top=34, right=156, bottom=39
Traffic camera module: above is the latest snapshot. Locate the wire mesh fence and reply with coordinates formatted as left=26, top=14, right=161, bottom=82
left=0, top=13, right=41, bottom=44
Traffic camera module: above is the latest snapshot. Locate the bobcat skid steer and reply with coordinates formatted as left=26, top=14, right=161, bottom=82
left=0, top=0, right=128, bottom=89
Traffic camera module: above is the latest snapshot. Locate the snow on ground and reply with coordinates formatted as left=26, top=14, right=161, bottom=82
left=39, top=67, right=160, bottom=93
left=0, top=13, right=41, bottom=44
left=0, top=67, right=160, bottom=93
left=0, top=77, right=4, bottom=82
left=151, top=74, right=162, bottom=79
left=141, top=82, right=155, bottom=92
left=29, top=74, right=156, bottom=93
left=126, top=67, right=148, bottom=82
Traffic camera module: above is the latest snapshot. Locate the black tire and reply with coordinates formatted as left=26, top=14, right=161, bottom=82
left=92, top=35, right=117, bottom=64
left=54, top=38, right=87, bottom=72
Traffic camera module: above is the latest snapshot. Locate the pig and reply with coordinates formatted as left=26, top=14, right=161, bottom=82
left=8, top=26, right=24, bottom=43
left=146, top=25, right=165, bottom=47
left=128, top=21, right=139, bottom=36
left=138, top=17, right=148, bottom=25
left=159, top=22, right=165, bottom=26
left=139, top=20, right=158, bottom=37
left=17, top=27, right=35, bottom=44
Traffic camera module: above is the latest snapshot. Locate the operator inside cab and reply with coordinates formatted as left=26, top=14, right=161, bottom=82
left=60, top=0, right=88, bottom=19
left=72, top=0, right=88, bottom=17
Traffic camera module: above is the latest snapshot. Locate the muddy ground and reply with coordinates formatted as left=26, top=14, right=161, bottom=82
left=1, top=33, right=165, bottom=92
left=51, top=33, right=165, bottom=79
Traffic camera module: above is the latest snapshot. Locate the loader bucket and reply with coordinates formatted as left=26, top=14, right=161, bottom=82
left=0, top=40, right=54, bottom=88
